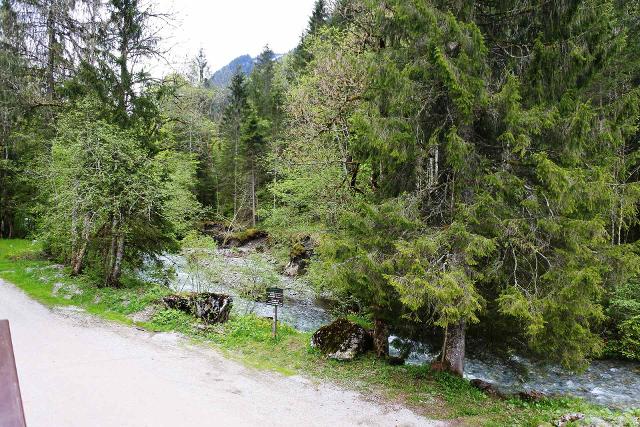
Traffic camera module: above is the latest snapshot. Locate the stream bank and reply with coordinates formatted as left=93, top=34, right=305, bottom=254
left=144, top=244, right=640, bottom=409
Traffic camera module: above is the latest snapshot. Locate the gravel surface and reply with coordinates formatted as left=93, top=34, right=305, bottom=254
left=0, top=279, right=442, bottom=427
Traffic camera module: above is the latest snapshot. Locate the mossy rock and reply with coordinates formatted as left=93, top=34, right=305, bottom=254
left=226, top=228, right=268, bottom=247
left=311, top=318, right=373, bottom=360
left=284, top=235, right=315, bottom=276
left=290, top=242, right=307, bottom=258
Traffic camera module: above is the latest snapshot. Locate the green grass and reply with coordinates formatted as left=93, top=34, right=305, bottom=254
left=1, top=239, right=638, bottom=426
left=0, top=239, right=171, bottom=325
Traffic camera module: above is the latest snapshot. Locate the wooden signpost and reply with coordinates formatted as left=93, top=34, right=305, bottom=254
left=266, top=287, right=283, bottom=338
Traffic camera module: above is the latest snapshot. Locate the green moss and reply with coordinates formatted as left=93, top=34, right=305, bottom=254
left=290, top=242, right=306, bottom=258
left=228, top=228, right=266, bottom=245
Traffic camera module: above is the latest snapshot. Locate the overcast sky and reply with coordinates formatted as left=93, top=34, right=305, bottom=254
left=148, top=0, right=318, bottom=77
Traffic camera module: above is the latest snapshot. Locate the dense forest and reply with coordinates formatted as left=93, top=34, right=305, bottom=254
left=1, top=0, right=640, bottom=379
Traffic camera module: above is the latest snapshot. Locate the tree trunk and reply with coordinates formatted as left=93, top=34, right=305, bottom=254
left=71, top=215, right=91, bottom=276
left=104, top=215, right=118, bottom=285
left=442, top=320, right=466, bottom=376
left=233, top=131, right=239, bottom=218
left=71, top=243, right=87, bottom=275
left=251, top=162, right=256, bottom=227
left=106, top=234, right=125, bottom=286
left=372, top=318, right=390, bottom=358
left=46, top=5, right=56, bottom=98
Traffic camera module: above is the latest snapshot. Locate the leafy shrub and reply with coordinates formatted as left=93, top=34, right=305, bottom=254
left=608, top=282, right=640, bottom=360
left=235, top=254, right=280, bottom=303
left=618, top=316, right=640, bottom=360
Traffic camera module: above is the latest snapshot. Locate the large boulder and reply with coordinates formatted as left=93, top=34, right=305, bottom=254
left=163, top=292, right=232, bottom=324
left=311, top=318, right=373, bottom=361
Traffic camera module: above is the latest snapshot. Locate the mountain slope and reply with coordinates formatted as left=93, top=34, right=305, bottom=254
left=208, top=53, right=285, bottom=88
left=209, top=54, right=255, bottom=88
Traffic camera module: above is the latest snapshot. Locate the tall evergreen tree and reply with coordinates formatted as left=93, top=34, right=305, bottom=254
left=241, top=108, right=267, bottom=227
left=219, top=69, right=249, bottom=220
left=248, top=45, right=280, bottom=125
left=307, top=0, right=328, bottom=35
left=0, top=0, right=32, bottom=238
left=290, top=0, right=330, bottom=73
left=272, top=0, right=640, bottom=372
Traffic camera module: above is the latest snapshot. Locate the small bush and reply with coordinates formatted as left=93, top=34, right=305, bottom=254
left=234, top=253, right=280, bottom=303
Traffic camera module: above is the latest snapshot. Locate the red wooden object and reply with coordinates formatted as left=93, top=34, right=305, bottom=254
left=0, top=320, right=26, bottom=427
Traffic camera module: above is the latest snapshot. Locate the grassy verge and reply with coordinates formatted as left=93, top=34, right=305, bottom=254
left=1, top=239, right=638, bottom=426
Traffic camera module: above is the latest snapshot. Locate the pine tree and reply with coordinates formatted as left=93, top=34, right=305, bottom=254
left=273, top=0, right=640, bottom=372
left=241, top=108, right=267, bottom=227
left=219, top=70, right=249, bottom=220
left=290, top=0, right=330, bottom=73
left=307, top=0, right=328, bottom=35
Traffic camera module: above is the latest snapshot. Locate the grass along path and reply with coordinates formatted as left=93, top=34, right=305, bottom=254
left=0, top=239, right=638, bottom=426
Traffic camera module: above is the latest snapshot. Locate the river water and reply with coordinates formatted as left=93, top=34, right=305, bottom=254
left=143, top=249, right=640, bottom=409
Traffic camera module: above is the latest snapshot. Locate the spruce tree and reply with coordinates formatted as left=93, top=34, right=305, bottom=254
left=307, top=0, right=328, bottom=35
left=290, top=0, right=330, bottom=73
left=273, top=0, right=640, bottom=372
left=220, top=70, right=250, bottom=220
left=241, top=108, right=267, bottom=227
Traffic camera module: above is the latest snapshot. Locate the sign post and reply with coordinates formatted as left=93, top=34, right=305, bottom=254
left=266, top=287, right=283, bottom=338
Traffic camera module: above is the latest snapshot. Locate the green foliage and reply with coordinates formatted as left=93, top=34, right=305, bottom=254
left=234, top=253, right=280, bottom=303
left=158, top=74, right=219, bottom=210
left=2, top=239, right=637, bottom=425
left=266, top=0, right=640, bottom=370
left=608, top=281, right=640, bottom=360
left=309, top=198, right=417, bottom=320
left=0, top=2, right=45, bottom=238
left=42, top=97, right=201, bottom=284
left=178, top=231, right=222, bottom=292
left=618, top=316, right=640, bottom=360
left=389, top=221, right=496, bottom=328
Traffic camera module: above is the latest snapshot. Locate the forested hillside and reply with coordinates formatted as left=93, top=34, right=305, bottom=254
left=209, top=54, right=255, bottom=88
left=1, top=0, right=640, bottom=388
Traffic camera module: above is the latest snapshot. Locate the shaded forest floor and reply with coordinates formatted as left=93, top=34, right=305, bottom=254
left=1, top=239, right=638, bottom=426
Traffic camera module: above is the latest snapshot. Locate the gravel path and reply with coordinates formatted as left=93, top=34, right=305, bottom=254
left=0, top=279, right=442, bottom=427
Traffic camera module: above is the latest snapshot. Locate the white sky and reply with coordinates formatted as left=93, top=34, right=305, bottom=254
left=148, top=0, right=317, bottom=77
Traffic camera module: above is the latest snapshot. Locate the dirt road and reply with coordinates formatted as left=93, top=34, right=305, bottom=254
left=0, top=279, right=441, bottom=427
